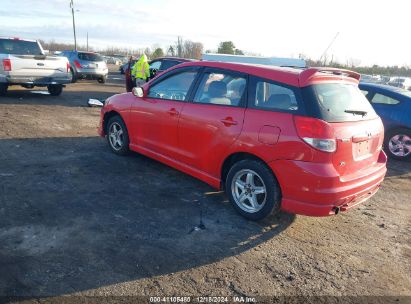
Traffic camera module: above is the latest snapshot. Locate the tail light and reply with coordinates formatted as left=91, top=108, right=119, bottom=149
left=3, top=59, right=11, bottom=71
left=294, top=116, right=336, bottom=152
left=73, top=60, right=82, bottom=68
left=66, top=62, right=71, bottom=73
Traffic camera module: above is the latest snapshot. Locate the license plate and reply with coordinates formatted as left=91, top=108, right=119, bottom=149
left=356, top=140, right=370, bottom=157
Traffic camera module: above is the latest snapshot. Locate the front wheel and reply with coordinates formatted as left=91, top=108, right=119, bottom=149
left=106, top=116, right=130, bottom=155
left=47, top=84, right=63, bottom=96
left=225, top=159, right=281, bottom=221
left=385, top=128, right=411, bottom=160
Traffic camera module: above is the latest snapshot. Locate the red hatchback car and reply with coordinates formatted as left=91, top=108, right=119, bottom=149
left=99, top=61, right=387, bottom=220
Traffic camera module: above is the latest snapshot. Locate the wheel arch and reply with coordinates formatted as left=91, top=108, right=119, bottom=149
left=103, top=110, right=125, bottom=134
left=220, top=152, right=273, bottom=189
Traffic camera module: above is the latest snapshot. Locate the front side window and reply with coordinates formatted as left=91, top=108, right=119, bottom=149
left=147, top=70, right=197, bottom=101
left=371, top=93, right=400, bottom=105
left=254, top=79, right=298, bottom=111
left=193, top=71, right=246, bottom=106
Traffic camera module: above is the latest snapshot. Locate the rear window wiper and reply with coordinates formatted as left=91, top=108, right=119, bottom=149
left=344, top=109, right=368, bottom=117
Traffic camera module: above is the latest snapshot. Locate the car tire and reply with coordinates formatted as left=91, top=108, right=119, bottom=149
left=0, top=84, right=8, bottom=96
left=384, top=128, right=411, bottom=160
left=70, top=68, right=77, bottom=83
left=47, top=84, right=63, bottom=96
left=98, top=76, right=107, bottom=84
left=225, top=159, right=281, bottom=221
left=106, top=115, right=130, bottom=156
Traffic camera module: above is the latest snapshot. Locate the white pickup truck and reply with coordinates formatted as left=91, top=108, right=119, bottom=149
left=0, top=37, right=71, bottom=96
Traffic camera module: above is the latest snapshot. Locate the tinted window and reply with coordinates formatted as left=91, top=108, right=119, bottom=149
left=254, top=80, right=298, bottom=111
left=193, top=71, right=246, bottom=106
left=160, top=60, right=182, bottom=71
left=147, top=70, right=197, bottom=101
left=371, top=93, right=400, bottom=105
left=0, top=39, right=42, bottom=55
left=307, top=83, right=378, bottom=122
left=149, top=61, right=161, bottom=70
left=78, top=52, right=103, bottom=62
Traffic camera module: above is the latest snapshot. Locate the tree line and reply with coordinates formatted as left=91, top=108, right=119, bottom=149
left=38, top=38, right=411, bottom=77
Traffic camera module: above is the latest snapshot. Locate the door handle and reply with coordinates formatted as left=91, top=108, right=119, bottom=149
left=167, top=108, right=179, bottom=116
left=220, top=117, right=238, bottom=126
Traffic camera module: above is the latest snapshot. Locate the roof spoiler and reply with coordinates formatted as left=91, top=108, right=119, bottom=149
left=299, top=67, right=361, bottom=85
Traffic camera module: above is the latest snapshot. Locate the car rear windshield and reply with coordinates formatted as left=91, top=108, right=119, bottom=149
left=302, top=83, right=378, bottom=122
left=0, top=39, right=43, bottom=55
left=78, top=52, right=103, bottom=62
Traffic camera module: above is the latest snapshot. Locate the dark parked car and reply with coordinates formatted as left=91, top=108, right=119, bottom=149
left=360, top=83, right=411, bottom=160
left=60, top=50, right=108, bottom=83
left=125, top=57, right=195, bottom=92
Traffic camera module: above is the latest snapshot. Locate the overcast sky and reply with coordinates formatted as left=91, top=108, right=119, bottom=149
left=0, top=0, right=409, bottom=66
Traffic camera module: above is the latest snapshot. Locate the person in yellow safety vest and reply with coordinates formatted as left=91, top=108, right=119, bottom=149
left=131, top=54, right=150, bottom=87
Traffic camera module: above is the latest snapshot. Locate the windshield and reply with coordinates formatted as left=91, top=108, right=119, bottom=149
left=303, top=83, right=378, bottom=122
left=0, top=39, right=43, bottom=55
left=78, top=52, right=103, bottom=62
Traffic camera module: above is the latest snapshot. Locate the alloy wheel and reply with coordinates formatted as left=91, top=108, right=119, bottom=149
left=108, top=122, right=124, bottom=151
left=389, top=134, right=411, bottom=158
left=231, top=169, right=267, bottom=213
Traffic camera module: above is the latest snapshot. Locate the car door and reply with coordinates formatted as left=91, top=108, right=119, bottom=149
left=177, top=68, right=247, bottom=173
left=128, top=66, right=200, bottom=159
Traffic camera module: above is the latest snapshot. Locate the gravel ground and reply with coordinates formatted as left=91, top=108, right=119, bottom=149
left=0, top=73, right=410, bottom=303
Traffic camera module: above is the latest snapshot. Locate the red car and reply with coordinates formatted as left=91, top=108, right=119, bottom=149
left=99, top=61, right=387, bottom=220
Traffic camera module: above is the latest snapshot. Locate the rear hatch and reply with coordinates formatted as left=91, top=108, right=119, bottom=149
left=77, top=52, right=107, bottom=72
left=303, top=82, right=384, bottom=179
left=0, top=38, right=68, bottom=77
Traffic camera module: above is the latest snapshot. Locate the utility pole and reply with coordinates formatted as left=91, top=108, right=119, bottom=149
left=70, top=0, right=77, bottom=50
left=86, top=32, right=88, bottom=51
left=319, top=32, right=339, bottom=65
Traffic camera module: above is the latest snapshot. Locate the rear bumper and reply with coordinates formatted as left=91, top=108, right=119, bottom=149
left=1, top=75, right=71, bottom=85
left=269, top=151, right=387, bottom=216
left=76, top=68, right=108, bottom=78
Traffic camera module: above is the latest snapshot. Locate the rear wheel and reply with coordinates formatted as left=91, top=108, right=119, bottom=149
left=98, top=76, right=107, bottom=84
left=385, top=128, right=411, bottom=160
left=226, top=159, right=281, bottom=220
left=106, top=116, right=130, bottom=155
left=47, top=84, right=63, bottom=96
left=0, top=84, right=8, bottom=96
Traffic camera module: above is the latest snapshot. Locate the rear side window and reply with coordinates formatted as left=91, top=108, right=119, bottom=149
left=248, top=76, right=300, bottom=112
left=254, top=80, right=298, bottom=111
left=371, top=93, right=400, bottom=105
left=303, top=83, right=378, bottom=122
left=0, top=39, right=42, bottom=55
left=193, top=71, right=246, bottom=106
left=78, top=52, right=103, bottom=62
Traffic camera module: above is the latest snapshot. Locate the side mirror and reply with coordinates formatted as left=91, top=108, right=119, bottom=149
left=132, top=86, right=144, bottom=98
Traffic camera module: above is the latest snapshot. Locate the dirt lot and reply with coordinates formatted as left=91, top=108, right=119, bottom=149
left=0, top=71, right=410, bottom=303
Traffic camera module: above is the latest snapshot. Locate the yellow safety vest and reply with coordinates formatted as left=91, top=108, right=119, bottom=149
left=132, top=55, right=150, bottom=80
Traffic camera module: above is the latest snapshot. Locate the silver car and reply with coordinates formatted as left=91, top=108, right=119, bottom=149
left=60, top=50, right=108, bottom=83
